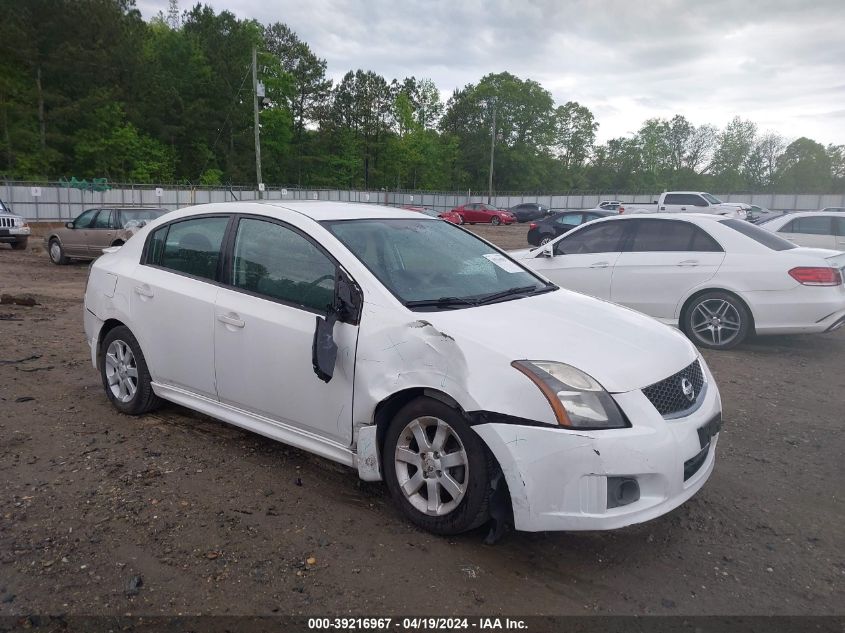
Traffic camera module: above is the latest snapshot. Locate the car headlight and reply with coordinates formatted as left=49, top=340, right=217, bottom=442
left=512, top=360, right=627, bottom=429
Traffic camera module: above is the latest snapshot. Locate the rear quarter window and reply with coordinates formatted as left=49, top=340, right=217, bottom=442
left=719, top=219, right=797, bottom=251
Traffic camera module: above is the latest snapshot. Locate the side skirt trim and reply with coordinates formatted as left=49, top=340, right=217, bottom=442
left=152, top=382, right=356, bottom=469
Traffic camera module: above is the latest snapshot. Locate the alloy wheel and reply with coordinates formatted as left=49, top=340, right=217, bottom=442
left=690, top=299, right=742, bottom=347
left=394, top=416, right=469, bottom=516
left=104, top=339, right=139, bottom=403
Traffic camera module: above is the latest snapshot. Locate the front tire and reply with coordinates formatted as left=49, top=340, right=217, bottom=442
left=99, top=326, right=162, bottom=415
left=383, top=397, right=493, bottom=535
left=48, top=239, right=68, bottom=265
left=682, top=291, right=750, bottom=350
left=490, top=216, right=501, bottom=226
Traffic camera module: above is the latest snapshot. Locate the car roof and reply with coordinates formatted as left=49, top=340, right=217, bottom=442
left=157, top=201, right=430, bottom=223
left=769, top=211, right=841, bottom=220
left=586, top=213, right=728, bottom=225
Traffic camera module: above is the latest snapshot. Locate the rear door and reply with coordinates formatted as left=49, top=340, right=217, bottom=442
left=610, top=219, right=725, bottom=319
left=528, top=220, right=629, bottom=299
left=129, top=214, right=230, bottom=399
left=776, top=216, right=836, bottom=249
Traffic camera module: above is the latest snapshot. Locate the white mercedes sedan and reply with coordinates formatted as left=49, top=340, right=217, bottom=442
left=512, top=214, right=845, bottom=350
left=84, top=202, right=721, bottom=536
left=757, top=211, right=845, bottom=251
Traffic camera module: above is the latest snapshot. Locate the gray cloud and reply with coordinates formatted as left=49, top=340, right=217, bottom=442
left=139, top=0, right=845, bottom=144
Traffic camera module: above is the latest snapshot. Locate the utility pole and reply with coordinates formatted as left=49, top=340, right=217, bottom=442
left=488, top=99, right=496, bottom=204
left=252, top=46, right=263, bottom=199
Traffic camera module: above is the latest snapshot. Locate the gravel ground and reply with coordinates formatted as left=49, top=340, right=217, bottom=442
left=0, top=227, right=843, bottom=617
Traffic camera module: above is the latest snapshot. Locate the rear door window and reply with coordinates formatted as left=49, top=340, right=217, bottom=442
left=554, top=213, right=583, bottom=227
left=148, top=216, right=229, bottom=281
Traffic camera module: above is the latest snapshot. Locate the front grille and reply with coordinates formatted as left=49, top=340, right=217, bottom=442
left=642, top=360, right=705, bottom=417
left=0, top=217, right=13, bottom=228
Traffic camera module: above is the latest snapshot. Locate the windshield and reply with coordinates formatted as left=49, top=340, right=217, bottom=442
left=719, top=219, right=797, bottom=250
left=702, top=193, right=723, bottom=204
left=323, top=218, right=553, bottom=309
left=0, top=199, right=8, bottom=213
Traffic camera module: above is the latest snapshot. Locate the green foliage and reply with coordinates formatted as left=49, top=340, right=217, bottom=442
left=0, top=0, right=839, bottom=193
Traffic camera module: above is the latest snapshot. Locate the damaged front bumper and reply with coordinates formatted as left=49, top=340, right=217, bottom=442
left=472, top=373, right=721, bottom=532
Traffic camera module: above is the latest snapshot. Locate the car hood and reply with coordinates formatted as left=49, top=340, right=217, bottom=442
left=508, top=248, right=538, bottom=259
left=419, top=289, right=697, bottom=394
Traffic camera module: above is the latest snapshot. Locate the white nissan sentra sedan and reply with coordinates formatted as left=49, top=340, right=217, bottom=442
left=512, top=214, right=845, bottom=350
left=83, top=202, right=722, bottom=535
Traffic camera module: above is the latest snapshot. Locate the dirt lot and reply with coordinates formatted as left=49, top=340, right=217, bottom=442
left=0, top=226, right=843, bottom=617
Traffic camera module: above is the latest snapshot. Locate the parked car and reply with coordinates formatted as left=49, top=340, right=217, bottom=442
left=400, top=205, right=462, bottom=225
left=527, top=210, right=614, bottom=246
left=508, top=202, right=551, bottom=222
left=758, top=212, right=845, bottom=250
left=450, top=203, right=516, bottom=225
left=620, top=192, right=746, bottom=219
left=45, top=207, right=168, bottom=264
left=84, top=201, right=721, bottom=535
left=0, top=198, right=31, bottom=250
left=512, top=214, right=845, bottom=350
left=598, top=200, right=623, bottom=211
left=820, top=207, right=845, bottom=213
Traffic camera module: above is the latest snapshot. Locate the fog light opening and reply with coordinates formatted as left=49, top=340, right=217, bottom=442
left=607, top=477, right=640, bottom=509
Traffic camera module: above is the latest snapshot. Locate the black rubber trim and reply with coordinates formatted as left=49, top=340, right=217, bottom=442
left=465, top=410, right=557, bottom=429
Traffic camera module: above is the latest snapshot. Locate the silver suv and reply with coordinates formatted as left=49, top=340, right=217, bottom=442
left=0, top=198, right=30, bottom=250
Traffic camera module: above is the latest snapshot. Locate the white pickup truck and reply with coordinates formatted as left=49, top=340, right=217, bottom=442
left=620, top=192, right=747, bottom=219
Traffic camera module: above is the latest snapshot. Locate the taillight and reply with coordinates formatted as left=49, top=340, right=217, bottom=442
left=618, top=206, right=625, bottom=214
left=788, top=267, right=842, bottom=286
left=529, top=222, right=537, bottom=229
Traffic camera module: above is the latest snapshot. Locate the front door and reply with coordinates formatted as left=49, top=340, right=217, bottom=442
left=63, top=208, right=98, bottom=256
left=528, top=220, right=628, bottom=299
left=214, top=217, right=357, bottom=445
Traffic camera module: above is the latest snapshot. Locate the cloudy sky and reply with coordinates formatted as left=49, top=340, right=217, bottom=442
left=137, top=0, right=845, bottom=145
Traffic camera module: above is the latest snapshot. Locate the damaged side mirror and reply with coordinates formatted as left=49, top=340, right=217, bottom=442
left=312, top=268, right=362, bottom=383
left=541, top=244, right=554, bottom=258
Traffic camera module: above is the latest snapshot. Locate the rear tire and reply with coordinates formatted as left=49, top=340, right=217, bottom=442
left=539, top=236, right=552, bottom=246
left=99, top=326, right=162, bottom=415
left=682, top=291, right=750, bottom=350
left=48, top=239, right=68, bottom=265
left=383, top=397, right=493, bottom=535
left=11, top=238, right=28, bottom=250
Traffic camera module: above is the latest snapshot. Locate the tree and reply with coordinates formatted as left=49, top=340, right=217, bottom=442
left=775, top=138, right=832, bottom=193
left=710, top=116, right=757, bottom=190
left=552, top=101, right=597, bottom=188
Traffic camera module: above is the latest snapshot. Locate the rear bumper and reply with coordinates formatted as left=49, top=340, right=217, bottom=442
left=474, top=361, right=721, bottom=532
left=744, top=287, right=845, bottom=335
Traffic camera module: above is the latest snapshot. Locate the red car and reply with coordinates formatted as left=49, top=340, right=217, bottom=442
left=449, top=203, right=516, bottom=225
left=401, top=205, right=463, bottom=225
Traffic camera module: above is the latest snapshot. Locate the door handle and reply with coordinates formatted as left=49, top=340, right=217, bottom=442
left=677, top=260, right=699, bottom=267
left=660, top=206, right=666, bottom=211
left=133, top=285, right=154, bottom=298
left=217, top=313, right=245, bottom=328
left=589, top=261, right=610, bottom=268
left=680, top=207, right=687, bottom=211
